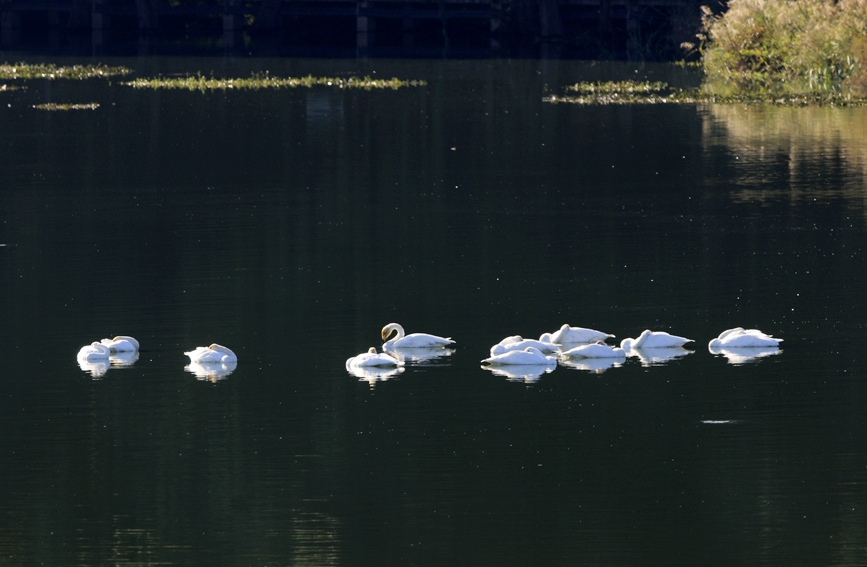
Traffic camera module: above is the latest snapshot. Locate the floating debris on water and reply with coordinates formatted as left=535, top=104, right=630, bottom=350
left=0, top=62, right=132, bottom=80
left=122, top=73, right=426, bottom=92
left=33, top=103, right=100, bottom=111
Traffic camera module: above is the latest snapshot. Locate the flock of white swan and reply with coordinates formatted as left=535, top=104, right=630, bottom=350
left=77, top=337, right=237, bottom=380
left=76, top=324, right=782, bottom=383
left=346, top=323, right=783, bottom=383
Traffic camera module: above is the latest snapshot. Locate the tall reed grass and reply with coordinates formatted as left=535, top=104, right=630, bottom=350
left=698, top=0, right=867, bottom=96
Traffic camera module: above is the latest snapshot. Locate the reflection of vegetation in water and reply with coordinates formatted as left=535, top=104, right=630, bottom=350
left=0, top=62, right=132, bottom=80
left=546, top=80, right=867, bottom=106
left=123, top=74, right=426, bottom=92
left=704, top=104, right=867, bottom=201
left=33, top=103, right=100, bottom=111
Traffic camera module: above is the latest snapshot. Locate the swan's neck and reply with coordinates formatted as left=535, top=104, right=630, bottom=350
left=634, top=330, right=652, bottom=347
left=386, top=324, right=405, bottom=341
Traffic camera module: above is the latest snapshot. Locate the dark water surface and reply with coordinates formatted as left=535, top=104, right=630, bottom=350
left=2, top=56, right=867, bottom=566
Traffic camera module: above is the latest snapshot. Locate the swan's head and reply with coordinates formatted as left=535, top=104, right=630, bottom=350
left=381, top=323, right=405, bottom=341
left=523, top=346, right=544, bottom=355
left=368, top=347, right=377, bottom=354
left=539, top=333, right=554, bottom=343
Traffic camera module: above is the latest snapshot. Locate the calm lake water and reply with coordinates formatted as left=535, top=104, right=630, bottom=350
left=2, top=55, right=867, bottom=566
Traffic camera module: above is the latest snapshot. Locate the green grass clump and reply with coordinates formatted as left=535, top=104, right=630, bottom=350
left=0, top=62, right=132, bottom=80
left=122, top=73, right=426, bottom=92
left=699, top=0, right=867, bottom=96
left=33, top=103, right=100, bottom=111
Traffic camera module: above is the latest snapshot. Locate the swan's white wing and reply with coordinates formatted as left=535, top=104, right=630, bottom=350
left=561, top=344, right=625, bottom=359
left=389, top=333, right=454, bottom=348
left=552, top=326, right=615, bottom=344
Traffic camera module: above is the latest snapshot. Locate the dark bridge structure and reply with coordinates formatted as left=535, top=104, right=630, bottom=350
left=0, top=0, right=705, bottom=57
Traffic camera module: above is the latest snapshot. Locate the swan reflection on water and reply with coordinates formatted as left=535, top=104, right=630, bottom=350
left=623, top=346, right=694, bottom=366
left=481, top=364, right=555, bottom=384
left=347, top=364, right=406, bottom=387
left=382, top=346, right=455, bottom=364
left=77, top=351, right=141, bottom=378
left=558, top=357, right=624, bottom=373
left=185, top=360, right=237, bottom=382
left=110, top=351, right=140, bottom=367
left=708, top=345, right=781, bottom=364
left=78, top=359, right=110, bottom=378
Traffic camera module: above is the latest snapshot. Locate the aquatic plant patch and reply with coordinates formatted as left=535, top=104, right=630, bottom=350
left=0, top=63, right=132, bottom=80
left=33, top=103, right=100, bottom=111
left=122, top=73, right=426, bottom=92
left=546, top=81, right=867, bottom=106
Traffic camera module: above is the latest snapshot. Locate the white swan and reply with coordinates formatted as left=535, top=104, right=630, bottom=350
left=561, top=342, right=626, bottom=359
left=540, top=324, right=614, bottom=345
left=482, top=346, right=558, bottom=367
left=708, top=327, right=781, bottom=348
left=381, top=323, right=454, bottom=349
left=620, top=330, right=693, bottom=349
left=185, top=343, right=237, bottom=363
left=100, top=335, right=139, bottom=352
left=77, top=342, right=111, bottom=362
left=346, top=347, right=403, bottom=368
left=490, top=338, right=560, bottom=356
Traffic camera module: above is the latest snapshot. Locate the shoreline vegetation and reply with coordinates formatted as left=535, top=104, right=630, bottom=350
left=695, top=0, right=867, bottom=98
left=3, top=1, right=867, bottom=106
left=547, top=0, right=867, bottom=106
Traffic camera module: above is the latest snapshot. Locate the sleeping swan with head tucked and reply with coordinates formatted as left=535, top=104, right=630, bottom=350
left=620, top=330, right=693, bottom=350
left=709, top=328, right=781, bottom=348
left=184, top=343, right=237, bottom=363
left=100, top=336, right=140, bottom=352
